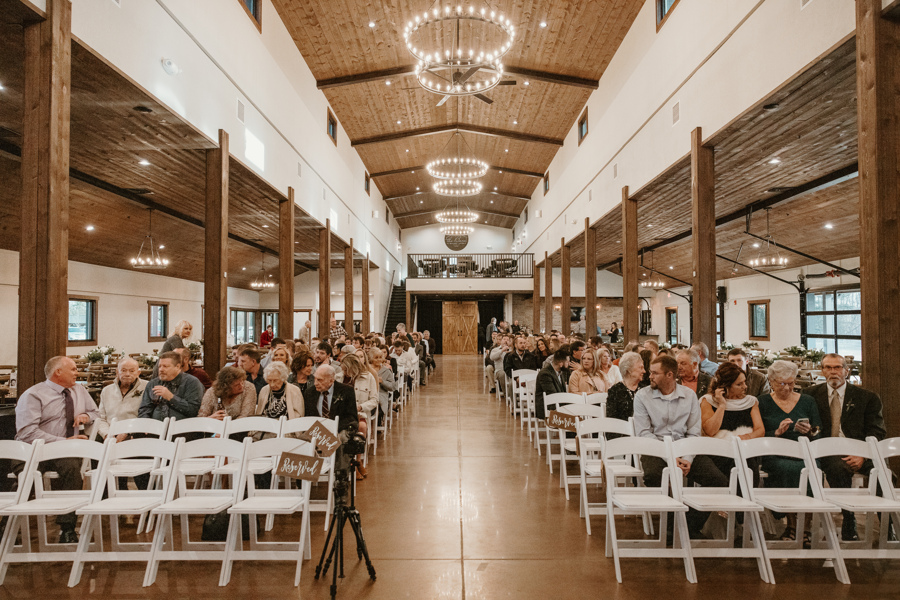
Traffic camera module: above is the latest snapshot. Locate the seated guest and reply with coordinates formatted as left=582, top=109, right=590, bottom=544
left=239, top=347, right=267, bottom=395
left=589, top=336, right=603, bottom=351
left=568, top=348, right=608, bottom=394
left=260, top=324, right=274, bottom=347
left=175, top=347, right=212, bottom=390
left=271, top=346, right=292, bottom=369
left=535, top=349, right=569, bottom=421
left=314, top=341, right=344, bottom=383
left=255, top=361, right=304, bottom=430
left=97, top=357, right=147, bottom=440
left=758, top=360, right=821, bottom=544
left=422, top=330, right=437, bottom=372
left=606, top=352, right=645, bottom=423
left=634, top=355, right=726, bottom=538
left=284, top=339, right=296, bottom=357
left=199, top=366, right=257, bottom=420
left=569, top=340, right=586, bottom=366
left=139, top=352, right=203, bottom=422
left=676, top=349, right=712, bottom=399
left=535, top=337, right=551, bottom=361
left=303, top=365, right=359, bottom=441
left=370, top=348, right=397, bottom=421
left=597, top=347, right=623, bottom=388
left=504, top=335, right=541, bottom=379
left=643, top=339, right=659, bottom=359
left=803, top=353, right=888, bottom=541
left=15, top=356, right=100, bottom=543
left=260, top=337, right=286, bottom=370
left=725, top=348, right=771, bottom=398
left=342, top=354, right=378, bottom=479
left=613, top=341, right=638, bottom=366
left=288, top=350, right=316, bottom=394
left=412, top=332, right=427, bottom=385
left=692, top=342, right=718, bottom=377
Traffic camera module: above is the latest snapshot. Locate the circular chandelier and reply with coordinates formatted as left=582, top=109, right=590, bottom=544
left=405, top=5, right=515, bottom=98
left=440, top=224, right=474, bottom=235
left=436, top=209, right=478, bottom=224
left=433, top=179, right=482, bottom=196
left=426, top=131, right=489, bottom=181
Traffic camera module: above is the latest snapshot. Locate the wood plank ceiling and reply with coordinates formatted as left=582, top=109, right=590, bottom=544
left=546, top=38, right=859, bottom=289
left=272, top=0, right=643, bottom=229
left=0, top=0, right=368, bottom=289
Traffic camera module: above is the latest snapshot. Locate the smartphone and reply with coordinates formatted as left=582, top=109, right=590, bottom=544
left=793, top=417, right=810, bottom=431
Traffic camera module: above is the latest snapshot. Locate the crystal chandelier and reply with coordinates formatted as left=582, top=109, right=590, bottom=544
left=748, top=209, right=788, bottom=269
left=440, top=224, right=474, bottom=235
left=405, top=4, right=515, bottom=98
left=130, top=209, right=169, bottom=269
left=250, top=251, right=275, bottom=289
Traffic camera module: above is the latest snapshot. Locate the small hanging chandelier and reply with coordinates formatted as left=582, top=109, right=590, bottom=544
left=436, top=209, right=478, bottom=223
left=405, top=4, right=515, bottom=99
left=250, top=251, right=275, bottom=289
left=640, top=252, right=665, bottom=288
left=130, top=209, right=169, bottom=269
left=440, top=224, right=474, bottom=235
left=427, top=132, right=489, bottom=181
left=748, top=209, right=788, bottom=269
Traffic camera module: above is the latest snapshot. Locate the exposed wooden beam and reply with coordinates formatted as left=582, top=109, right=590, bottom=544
left=560, top=238, right=571, bottom=335
left=319, top=220, right=331, bottom=338
left=345, top=239, right=354, bottom=333
left=584, top=219, right=597, bottom=338
left=18, top=0, right=71, bottom=392
left=361, top=252, right=370, bottom=334
left=544, top=251, right=552, bottom=334
left=384, top=189, right=530, bottom=202
left=316, top=64, right=599, bottom=90
left=622, top=186, right=639, bottom=344
left=352, top=124, right=564, bottom=147
left=279, top=187, right=295, bottom=340
left=370, top=164, right=544, bottom=179
left=204, top=129, right=229, bottom=374
left=691, top=126, right=715, bottom=350
left=503, top=65, right=599, bottom=89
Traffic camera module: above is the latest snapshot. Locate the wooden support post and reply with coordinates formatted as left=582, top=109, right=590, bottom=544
left=361, top=253, right=370, bottom=333
left=857, top=0, right=900, bottom=436
left=17, top=0, right=72, bottom=391
left=560, top=238, right=571, bottom=336
left=585, top=219, right=597, bottom=339
left=544, top=251, right=553, bottom=333
left=622, top=186, right=639, bottom=344
left=691, top=126, right=716, bottom=350
left=203, top=130, right=229, bottom=373
left=318, top=221, right=331, bottom=338
left=533, top=261, right=541, bottom=333
left=406, top=290, right=412, bottom=331
left=279, top=187, right=295, bottom=341
left=345, top=239, right=354, bottom=334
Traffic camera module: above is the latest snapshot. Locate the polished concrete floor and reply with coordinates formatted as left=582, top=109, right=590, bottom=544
left=2, top=355, right=899, bottom=599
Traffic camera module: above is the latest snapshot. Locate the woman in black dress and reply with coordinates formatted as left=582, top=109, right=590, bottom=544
left=605, top=352, right=646, bottom=423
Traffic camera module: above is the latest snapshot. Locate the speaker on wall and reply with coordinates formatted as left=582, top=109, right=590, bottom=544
left=716, top=286, right=727, bottom=304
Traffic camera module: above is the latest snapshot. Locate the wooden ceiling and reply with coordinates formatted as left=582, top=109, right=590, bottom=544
left=542, top=38, right=860, bottom=289
left=0, top=0, right=369, bottom=289
left=272, top=0, right=644, bottom=229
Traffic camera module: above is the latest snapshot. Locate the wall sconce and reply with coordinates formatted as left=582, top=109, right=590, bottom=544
left=553, top=304, right=561, bottom=311
left=595, top=304, right=602, bottom=311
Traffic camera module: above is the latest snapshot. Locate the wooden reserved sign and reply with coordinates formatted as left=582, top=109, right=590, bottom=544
left=306, top=421, right=340, bottom=457
left=547, top=410, right=580, bottom=431
left=275, top=452, right=323, bottom=482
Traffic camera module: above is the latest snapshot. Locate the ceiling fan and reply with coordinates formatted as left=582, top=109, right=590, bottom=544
left=434, top=68, right=517, bottom=106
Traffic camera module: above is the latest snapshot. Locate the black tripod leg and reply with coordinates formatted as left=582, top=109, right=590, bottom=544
left=347, top=511, right=376, bottom=581
left=315, top=509, right=339, bottom=579
left=330, top=511, right=345, bottom=600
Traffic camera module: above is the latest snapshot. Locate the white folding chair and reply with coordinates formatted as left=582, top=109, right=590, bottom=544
left=875, top=437, right=900, bottom=549
left=67, top=437, right=184, bottom=586
left=584, top=392, right=607, bottom=415
left=668, top=437, right=773, bottom=583
left=542, top=393, right=585, bottom=473
left=737, top=436, right=849, bottom=584
left=219, top=437, right=315, bottom=587
left=143, top=437, right=250, bottom=587
left=805, top=436, right=900, bottom=559
left=0, top=439, right=107, bottom=581
left=159, top=416, right=230, bottom=483
left=0, top=440, right=40, bottom=562
left=556, top=404, right=604, bottom=500
left=604, top=435, right=696, bottom=584
left=281, top=416, right=340, bottom=530
left=521, top=377, right=540, bottom=447
left=511, top=369, right=536, bottom=427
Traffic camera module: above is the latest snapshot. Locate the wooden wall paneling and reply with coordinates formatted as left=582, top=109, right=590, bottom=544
left=318, top=220, right=331, bottom=338
left=691, top=127, right=715, bottom=350
left=857, top=0, right=900, bottom=437
left=204, top=129, right=229, bottom=374
left=17, top=0, right=71, bottom=391
left=345, top=238, right=354, bottom=332
left=584, top=218, right=597, bottom=338
left=279, top=187, right=295, bottom=340
left=544, top=251, right=552, bottom=334
left=533, top=258, right=541, bottom=333
left=361, top=252, right=370, bottom=333
left=622, top=186, right=639, bottom=344
left=560, top=238, right=571, bottom=335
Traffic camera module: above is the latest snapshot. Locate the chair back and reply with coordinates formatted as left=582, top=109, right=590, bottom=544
left=166, top=416, right=229, bottom=439
left=0, top=440, right=39, bottom=503
left=584, top=392, right=607, bottom=406
left=108, top=417, right=170, bottom=439
left=806, top=436, right=872, bottom=461
left=238, top=437, right=316, bottom=496
left=575, top=416, right=633, bottom=439
left=544, top=392, right=585, bottom=413
left=668, top=437, right=743, bottom=496
left=874, top=436, right=900, bottom=501
left=225, top=416, right=284, bottom=439
left=558, top=404, right=604, bottom=420
left=736, top=436, right=804, bottom=461
left=27, top=438, right=107, bottom=498
left=167, top=437, right=248, bottom=501
left=95, top=437, right=183, bottom=500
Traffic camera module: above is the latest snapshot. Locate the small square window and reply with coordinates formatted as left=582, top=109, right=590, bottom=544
left=148, top=301, right=169, bottom=342
left=543, top=172, right=550, bottom=194
left=326, top=109, right=338, bottom=146
left=364, top=172, right=371, bottom=195
left=748, top=300, right=770, bottom=341
left=68, top=297, right=98, bottom=347
left=239, top=0, right=262, bottom=31
left=577, top=109, right=589, bottom=145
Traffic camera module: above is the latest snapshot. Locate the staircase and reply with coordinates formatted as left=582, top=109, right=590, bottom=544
left=384, top=281, right=407, bottom=334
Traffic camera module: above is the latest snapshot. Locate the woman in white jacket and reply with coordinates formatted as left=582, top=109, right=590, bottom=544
left=341, top=354, right=377, bottom=479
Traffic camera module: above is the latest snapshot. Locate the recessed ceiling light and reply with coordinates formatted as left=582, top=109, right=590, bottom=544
left=420, top=200, right=424, bottom=203
left=411, top=170, right=415, bottom=174
left=262, top=224, right=269, bottom=228
left=397, top=120, right=401, bottom=124
left=499, top=170, right=502, bottom=173
left=158, top=245, right=165, bottom=249
left=524, top=81, right=529, bottom=86
left=752, top=243, right=760, bottom=248
left=0, top=83, right=5, bottom=91
left=416, top=187, right=420, bottom=190
left=490, top=200, right=493, bottom=204
left=242, top=267, right=246, bottom=271
left=368, top=21, right=375, bottom=28
left=540, top=21, right=547, bottom=28
left=669, top=266, right=674, bottom=270
left=405, top=149, right=409, bottom=152
left=768, top=158, right=781, bottom=165
left=85, top=225, right=94, bottom=231
left=824, top=223, right=834, bottom=229
left=386, top=80, right=391, bottom=85
left=505, top=149, right=508, bottom=152
left=513, top=120, right=517, bottom=124
left=493, top=187, right=497, bottom=190
left=138, top=159, right=151, bottom=166
left=295, top=241, right=299, bottom=244
left=646, top=224, right=653, bottom=228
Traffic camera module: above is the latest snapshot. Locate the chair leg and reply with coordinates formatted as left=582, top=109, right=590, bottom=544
left=582, top=474, right=592, bottom=536
left=0, top=515, right=22, bottom=585
left=219, top=510, right=243, bottom=586
left=67, top=513, right=97, bottom=587
left=143, top=513, right=171, bottom=587
left=607, top=502, right=623, bottom=582
left=747, top=511, right=774, bottom=584
left=674, top=511, right=697, bottom=584
left=817, top=513, right=851, bottom=584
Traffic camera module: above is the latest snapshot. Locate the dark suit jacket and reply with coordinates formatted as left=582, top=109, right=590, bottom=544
left=804, top=382, right=887, bottom=441
left=677, top=371, right=712, bottom=400
left=535, top=363, right=566, bottom=421
left=302, top=381, right=359, bottom=435
left=504, top=350, right=541, bottom=377
left=745, top=369, right=771, bottom=399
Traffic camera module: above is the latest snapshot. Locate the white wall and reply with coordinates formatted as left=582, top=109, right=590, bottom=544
left=401, top=225, right=513, bottom=262
left=0, top=249, right=260, bottom=365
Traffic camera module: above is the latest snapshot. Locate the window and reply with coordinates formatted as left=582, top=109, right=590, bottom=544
left=326, top=109, right=338, bottom=146
left=364, top=172, right=370, bottom=195
left=665, top=307, right=678, bottom=346
left=577, top=108, right=589, bottom=145
left=805, top=287, right=862, bottom=359
left=748, top=300, right=770, bottom=341
left=239, top=0, right=262, bottom=31
left=657, top=0, right=681, bottom=29
left=543, top=171, right=550, bottom=194
left=68, top=297, right=98, bottom=347
left=231, top=309, right=258, bottom=345
left=148, top=302, right=169, bottom=342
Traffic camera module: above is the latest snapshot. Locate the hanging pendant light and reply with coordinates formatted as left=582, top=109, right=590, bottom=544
left=250, top=251, right=275, bottom=289
left=427, top=131, right=489, bottom=181
left=639, top=251, right=665, bottom=288
left=440, top=224, right=474, bottom=235
left=748, top=209, right=788, bottom=269
left=130, top=209, right=169, bottom=269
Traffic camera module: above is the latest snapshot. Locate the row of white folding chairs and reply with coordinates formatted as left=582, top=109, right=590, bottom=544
left=0, top=435, right=315, bottom=587
left=602, top=434, right=900, bottom=585
left=543, top=392, right=607, bottom=474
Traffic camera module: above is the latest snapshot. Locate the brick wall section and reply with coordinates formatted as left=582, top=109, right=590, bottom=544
left=512, top=295, right=623, bottom=335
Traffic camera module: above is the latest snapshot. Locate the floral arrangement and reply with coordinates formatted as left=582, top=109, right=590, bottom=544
left=804, top=348, right=826, bottom=365
left=187, top=342, right=202, bottom=352
left=741, top=341, right=759, bottom=349
left=720, top=342, right=735, bottom=351
left=659, top=342, right=672, bottom=350
left=84, top=346, right=116, bottom=363
left=136, top=353, right=159, bottom=368
left=783, top=345, right=806, bottom=357
left=755, top=352, right=779, bottom=370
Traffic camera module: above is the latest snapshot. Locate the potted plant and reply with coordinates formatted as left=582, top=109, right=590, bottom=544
left=755, top=352, right=778, bottom=370
left=783, top=345, right=806, bottom=358
left=720, top=342, right=735, bottom=351
left=85, top=348, right=104, bottom=364
left=137, top=354, right=159, bottom=369
left=742, top=341, right=759, bottom=350
left=804, top=348, right=826, bottom=367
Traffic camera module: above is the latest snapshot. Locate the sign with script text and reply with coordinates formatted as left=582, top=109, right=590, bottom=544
left=306, top=421, right=340, bottom=457
left=275, top=452, right=323, bottom=482
left=445, top=235, right=468, bottom=251
left=546, top=410, right=580, bottom=431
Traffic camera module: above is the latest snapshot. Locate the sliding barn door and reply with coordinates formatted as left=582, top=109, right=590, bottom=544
left=442, top=301, right=478, bottom=355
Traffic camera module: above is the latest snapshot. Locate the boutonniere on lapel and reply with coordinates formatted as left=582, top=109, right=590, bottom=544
left=131, top=388, right=143, bottom=398
left=843, top=395, right=855, bottom=414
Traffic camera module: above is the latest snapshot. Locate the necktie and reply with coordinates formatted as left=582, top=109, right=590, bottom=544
left=63, top=388, right=75, bottom=438
left=830, top=387, right=842, bottom=437
left=321, top=391, right=330, bottom=419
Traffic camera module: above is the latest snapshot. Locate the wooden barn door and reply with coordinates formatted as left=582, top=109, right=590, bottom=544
left=442, top=301, right=478, bottom=355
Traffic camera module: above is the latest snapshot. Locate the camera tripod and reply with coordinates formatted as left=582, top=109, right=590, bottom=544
left=314, top=454, right=376, bottom=599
